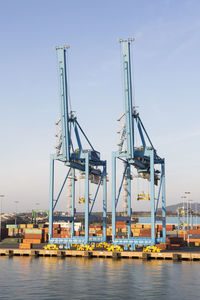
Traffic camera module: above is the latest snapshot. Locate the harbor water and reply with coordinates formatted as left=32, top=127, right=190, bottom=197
left=0, top=257, right=199, bottom=300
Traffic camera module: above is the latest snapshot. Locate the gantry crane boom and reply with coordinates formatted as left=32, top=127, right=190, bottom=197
left=120, top=38, right=135, bottom=159
left=56, top=46, right=71, bottom=161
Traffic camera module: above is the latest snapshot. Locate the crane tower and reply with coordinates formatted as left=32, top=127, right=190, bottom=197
left=49, top=46, right=107, bottom=247
left=112, top=38, right=166, bottom=249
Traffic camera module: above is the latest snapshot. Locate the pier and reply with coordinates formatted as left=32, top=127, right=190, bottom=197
left=1, top=249, right=200, bottom=261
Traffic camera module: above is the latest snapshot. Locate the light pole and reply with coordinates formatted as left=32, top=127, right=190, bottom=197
left=189, top=199, right=193, bottom=230
left=181, top=195, right=187, bottom=241
left=177, top=207, right=180, bottom=233
left=185, top=192, right=191, bottom=231
left=0, top=195, right=5, bottom=241
left=14, top=201, right=19, bottom=225
left=35, top=202, right=40, bottom=224
left=196, top=201, right=198, bottom=228
left=185, top=192, right=191, bottom=246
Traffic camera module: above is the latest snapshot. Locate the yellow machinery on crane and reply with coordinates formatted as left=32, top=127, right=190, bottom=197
left=137, top=193, right=150, bottom=201
left=78, top=197, right=92, bottom=204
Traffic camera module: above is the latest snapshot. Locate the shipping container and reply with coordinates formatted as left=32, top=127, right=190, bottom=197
left=24, top=234, right=43, bottom=239
left=24, top=229, right=42, bottom=234
left=19, top=243, right=32, bottom=249
left=6, top=224, right=19, bottom=229
left=23, top=239, right=41, bottom=244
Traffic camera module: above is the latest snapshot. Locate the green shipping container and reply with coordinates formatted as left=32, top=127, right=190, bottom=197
left=6, top=224, right=19, bottom=229
left=2, top=238, right=22, bottom=243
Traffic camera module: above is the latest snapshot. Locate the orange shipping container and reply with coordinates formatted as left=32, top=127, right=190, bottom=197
left=44, top=234, right=48, bottom=242
left=23, top=239, right=41, bottom=244
left=53, top=224, right=60, bottom=229
left=96, top=230, right=103, bottom=234
left=24, top=234, right=43, bottom=239
left=166, top=225, right=175, bottom=231
left=189, top=230, right=200, bottom=235
left=19, top=243, right=32, bottom=249
left=53, top=234, right=61, bottom=238
left=189, top=238, right=200, bottom=243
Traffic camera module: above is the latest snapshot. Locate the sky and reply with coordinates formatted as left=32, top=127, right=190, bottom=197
left=0, top=0, right=200, bottom=213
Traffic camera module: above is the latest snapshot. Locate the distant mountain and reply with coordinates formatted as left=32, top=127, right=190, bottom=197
left=164, top=202, right=200, bottom=213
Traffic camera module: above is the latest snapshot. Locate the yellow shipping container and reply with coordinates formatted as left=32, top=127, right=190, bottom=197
left=178, top=230, right=184, bottom=234
left=132, top=229, right=140, bottom=233
left=143, top=224, right=151, bottom=229
left=133, top=233, right=140, bottom=237
left=20, top=224, right=26, bottom=229
left=27, top=224, right=34, bottom=229
left=135, top=224, right=143, bottom=229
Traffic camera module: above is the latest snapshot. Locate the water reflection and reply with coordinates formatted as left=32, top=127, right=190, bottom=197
left=0, top=257, right=200, bottom=299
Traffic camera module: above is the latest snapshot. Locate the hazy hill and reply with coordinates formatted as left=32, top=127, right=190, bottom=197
left=165, top=202, right=200, bottom=213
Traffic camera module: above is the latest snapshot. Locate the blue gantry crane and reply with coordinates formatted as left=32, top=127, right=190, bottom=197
left=112, top=38, right=166, bottom=249
left=49, top=45, right=107, bottom=247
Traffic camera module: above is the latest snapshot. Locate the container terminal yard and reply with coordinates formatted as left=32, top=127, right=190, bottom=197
left=1, top=207, right=200, bottom=261
left=1, top=39, right=200, bottom=261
